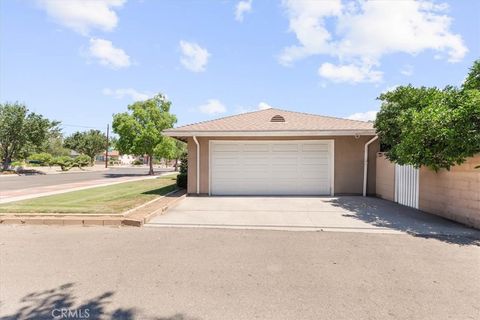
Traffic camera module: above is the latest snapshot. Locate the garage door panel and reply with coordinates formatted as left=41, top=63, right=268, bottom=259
left=243, top=144, right=270, bottom=152
left=272, top=144, right=299, bottom=152
left=211, top=141, right=332, bottom=196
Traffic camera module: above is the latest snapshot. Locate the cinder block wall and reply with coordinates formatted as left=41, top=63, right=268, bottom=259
left=376, top=153, right=480, bottom=229
left=419, top=155, right=480, bottom=229
left=375, top=153, right=395, bottom=201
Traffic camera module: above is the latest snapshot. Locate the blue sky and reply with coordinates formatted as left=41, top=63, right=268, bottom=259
left=1, top=0, right=479, bottom=134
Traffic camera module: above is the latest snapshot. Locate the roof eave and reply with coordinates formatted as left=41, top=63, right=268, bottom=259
left=163, top=129, right=376, bottom=137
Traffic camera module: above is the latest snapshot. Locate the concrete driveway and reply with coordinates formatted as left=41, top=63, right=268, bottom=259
left=147, top=196, right=480, bottom=241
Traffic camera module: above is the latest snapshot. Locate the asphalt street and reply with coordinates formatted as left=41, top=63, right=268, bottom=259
left=0, top=226, right=478, bottom=320
left=0, top=167, right=172, bottom=191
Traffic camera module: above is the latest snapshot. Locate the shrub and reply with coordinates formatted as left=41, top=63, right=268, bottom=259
left=74, top=155, right=91, bottom=168
left=176, top=173, right=187, bottom=188
left=177, top=152, right=188, bottom=188
left=28, top=153, right=53, bottom=166
left=132, top=159, right=143, bottom=165
left=53, top=156, right=74, bottom=171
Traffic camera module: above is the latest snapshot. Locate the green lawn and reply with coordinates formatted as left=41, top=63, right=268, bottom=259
left=0, top=175, right=178, bottom=214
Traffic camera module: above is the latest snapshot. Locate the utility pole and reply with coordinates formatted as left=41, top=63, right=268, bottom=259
left=105, top=124, right=109, bottom=168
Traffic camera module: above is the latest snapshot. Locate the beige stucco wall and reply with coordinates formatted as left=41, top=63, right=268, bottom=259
left=187, top=136, right=379, bottom=196
left=375, top=153, right=395, bottom=201
left=419, top=155, right=480, bottom=229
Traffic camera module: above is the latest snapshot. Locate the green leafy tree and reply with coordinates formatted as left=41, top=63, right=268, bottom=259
left=0, top=102, right=59, bottom=170
left=463, top=59, right=480, bottom=91
left=154, top=137, right=176, bottom=161
left=64, top=130, right=107, bottom=166
left=154, top=137, right=186, bottom=170
left=112, top=93, right=177, bottom=175
left=375, top=60, right=480, bottom=171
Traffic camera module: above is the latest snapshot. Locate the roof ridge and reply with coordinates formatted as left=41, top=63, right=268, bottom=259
left=272, top=107, right=373, bottom=124
left=169, top=108, right=274, bottom=130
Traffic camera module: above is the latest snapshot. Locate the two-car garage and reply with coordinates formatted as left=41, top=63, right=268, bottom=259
left=210, top=140, right=334, bottom=196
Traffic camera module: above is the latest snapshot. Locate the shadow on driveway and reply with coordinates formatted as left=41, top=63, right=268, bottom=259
left=0, top=283, right=198, bottom=320
left=326, top=197, right=480, bottom=246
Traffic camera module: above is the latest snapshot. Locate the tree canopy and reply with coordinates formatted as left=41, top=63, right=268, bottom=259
left=0, top=102, right=59, bottom=170
left=374, top=59, right=480, bottom=171
left=64, top=130, right=107, bottom=165
left=112, top=93, right=177, bottom=175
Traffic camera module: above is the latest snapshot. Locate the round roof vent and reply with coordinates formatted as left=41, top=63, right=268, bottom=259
left=270, top=115, right=285, bottom=122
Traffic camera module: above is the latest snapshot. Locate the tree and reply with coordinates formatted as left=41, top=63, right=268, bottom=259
left=154, top=137, right=186, bottom=170
left=374, top=60, right=480, bottom=171
left=463, top=59, right=480, bottom=91
left=0, top=102, right=59, bottom=170
left=64, top=130, right=107, bottom=166
left=112, top=93, right=177, bottom=175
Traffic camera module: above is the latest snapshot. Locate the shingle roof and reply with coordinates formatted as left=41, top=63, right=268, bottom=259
left=165, top=108, right=375, bottom=136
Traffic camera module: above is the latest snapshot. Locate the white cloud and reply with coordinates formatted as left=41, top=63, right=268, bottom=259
left=257, top=102, right=273, bottom=110
left=347, top=110, right=377, bottom=122
left=382, top=84, right=399, bottom=94
left=89, top=38, right=131, bottom=69
left=235, top=0, right=252, bottom=22
left=179, top=40, right=210, bottom=72
left=103, top=88, right=151, bottom=101
left=280, top=0, right=467, bottom=83
left=400, top=64, right=414, bottom=76
left=37, top=0, right=125, bottom=35
left=318, top=63, right=382, bottom=83
left=237, top=102, right=274, bottom=113
left=198, top=99, right=226, bottom=115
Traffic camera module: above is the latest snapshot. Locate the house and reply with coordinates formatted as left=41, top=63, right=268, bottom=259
left=164, top=108, right=379, bottom=196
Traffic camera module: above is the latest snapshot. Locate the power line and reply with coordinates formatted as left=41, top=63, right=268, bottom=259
left=61, top=123, right=105, bottom=130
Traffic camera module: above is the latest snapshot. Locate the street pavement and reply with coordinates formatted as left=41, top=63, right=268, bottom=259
left=0, top=226, right=478, bottom=320
left=0, top=167, right=171, bottom=191
left=0, top=167, right=174, bottom=203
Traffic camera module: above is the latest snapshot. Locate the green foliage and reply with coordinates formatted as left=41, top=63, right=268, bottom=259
left=154, top=136, right=177, bottom=160
left=28, top=153, right=54, bottom=166
left=53, top=156, right=74, bottom=171
left=375, top=60, right=480, bottom=171
left=74, top=154, right=92, bottom=168
left=132, top=159, right=143, bottom=165
left=0, top=102, right=59, bottom=170
left=112, top=93, right=177, bottom=175
left=176, top=151, right=188, bottom=188
left=64, top=130, right=106, bottom=165
left=179, top=152, right=188, bottom=174
left=462, top=59, right=480, bottom=91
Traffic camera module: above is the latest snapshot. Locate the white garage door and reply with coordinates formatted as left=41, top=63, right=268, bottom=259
left=210, top=140, right=333, bottom=196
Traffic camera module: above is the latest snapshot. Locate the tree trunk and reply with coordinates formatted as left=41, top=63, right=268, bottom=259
left=174, top=158, right=178, bottom=171
left=2, top=156, right=11, bottom=171
left=148, top=155, right=154, bottom=175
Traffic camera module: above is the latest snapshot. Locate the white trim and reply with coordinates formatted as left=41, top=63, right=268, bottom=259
left=208, top=140, right=212, bottom=196
left=330, top=140, right=335, bottom=196
left=209, top=139, right=334, bottom=196
left=165, top=130, right=375, bottom=137
left=363, top=136, right=379, bottom=197
left=193, top=136, right=200, bottom=195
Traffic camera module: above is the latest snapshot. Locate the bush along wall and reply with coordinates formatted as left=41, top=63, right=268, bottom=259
left=177, top=151, right=187, bottom=188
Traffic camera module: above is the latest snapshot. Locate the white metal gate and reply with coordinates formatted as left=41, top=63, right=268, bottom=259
left=394, top=164, right=419, bottom=209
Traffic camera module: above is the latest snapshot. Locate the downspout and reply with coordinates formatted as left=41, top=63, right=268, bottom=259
left=363, top=136, right=379, bottom=197
left=193, top=136, right=200, bottom=195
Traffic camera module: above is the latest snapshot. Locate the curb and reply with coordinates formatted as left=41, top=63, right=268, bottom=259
left=0, top=189, right=186, bottom=227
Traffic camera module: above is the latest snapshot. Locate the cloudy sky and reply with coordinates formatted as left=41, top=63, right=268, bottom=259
left=0, top=0, right=478, bottom=133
